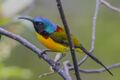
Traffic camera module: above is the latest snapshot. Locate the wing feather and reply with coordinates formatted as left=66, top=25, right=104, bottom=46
left=50, top=26, right=80, bottom=47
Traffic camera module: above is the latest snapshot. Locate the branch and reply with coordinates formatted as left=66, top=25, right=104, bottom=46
left=78, top=0, right=101, bottom=66
left=56, top=0, right=81, bottom=80
left=63, top=61, right=72, bottom=80
left=69, top=63, right=120, bottom=73
left=91, top=0, right=100, bottom=53
left=101, top=0, right=120, bottom=13
left=0, top=27, right=69, bottom=80
left=78, top=55, right=88, bottom=66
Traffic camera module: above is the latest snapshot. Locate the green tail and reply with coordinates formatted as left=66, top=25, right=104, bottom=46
left=78, top=45, right=113, bottom=76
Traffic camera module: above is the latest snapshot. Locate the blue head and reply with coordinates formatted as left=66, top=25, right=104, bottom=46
left=19, top=17, right=57, bottom=35
left=33, top=17, right=57, bottom=34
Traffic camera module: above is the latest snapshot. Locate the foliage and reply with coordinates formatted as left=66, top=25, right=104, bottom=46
left=0, top=63, right=32, bottom=79
left=0, top=1, right=33, bottom=80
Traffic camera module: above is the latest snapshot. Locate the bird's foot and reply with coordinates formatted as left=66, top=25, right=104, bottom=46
left=38, top=49, right=52, bottom=57
left=37, top=50, right=50, bottom=59
left=40, top=49, right=58, bottom=56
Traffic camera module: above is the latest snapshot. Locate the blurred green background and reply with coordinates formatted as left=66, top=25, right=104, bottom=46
left=0, top=0, right=120, bottom=80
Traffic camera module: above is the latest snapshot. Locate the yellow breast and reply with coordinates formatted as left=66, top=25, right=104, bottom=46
left=35, top=32, right=68, bottom=53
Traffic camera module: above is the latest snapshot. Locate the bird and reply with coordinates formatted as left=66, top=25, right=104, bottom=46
left=19, top=16, right=113, bottom=76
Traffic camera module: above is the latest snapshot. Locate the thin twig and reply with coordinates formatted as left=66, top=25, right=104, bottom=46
left=91, top=0, right=101, bottom=52
left=56, top=0, right=81, bottom=80
left=39, top=71, right=55, bottom=78
left=101, top=0, right=120, bottom=13
left=78, top=0, right=101, bottom=66
left=78, top=55, right=88, bottom=66
left=0, top=27, right=69, bottom=80
left=70, top=63, right=120, bottom=73
left=63, top=61, right=72, bottom=80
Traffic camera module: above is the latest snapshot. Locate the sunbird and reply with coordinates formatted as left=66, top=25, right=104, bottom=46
left=19, top=17, right=113, bottom=76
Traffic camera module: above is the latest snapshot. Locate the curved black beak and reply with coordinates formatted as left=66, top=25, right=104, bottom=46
left=18, top=16, right=33, bottom=22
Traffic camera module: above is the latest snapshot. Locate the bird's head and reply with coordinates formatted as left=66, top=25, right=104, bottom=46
left=19, top=17, right=57, bottom=35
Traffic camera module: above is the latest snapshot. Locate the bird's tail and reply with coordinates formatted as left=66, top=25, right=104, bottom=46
left=78, top=45, right=113, bottom=76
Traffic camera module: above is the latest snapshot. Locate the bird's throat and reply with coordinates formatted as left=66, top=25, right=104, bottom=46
left=37, top=31, right=50, bottom=39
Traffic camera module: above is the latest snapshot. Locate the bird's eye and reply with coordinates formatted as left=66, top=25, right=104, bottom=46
left=38, top=22, right=43, bottom=25
left=35, top=22, right=43, bottom=25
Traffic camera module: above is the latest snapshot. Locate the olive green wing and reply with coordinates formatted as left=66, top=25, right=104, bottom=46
left=50, top=31, right=69, bottom=46
left=50, top=31, right=80, bottom=47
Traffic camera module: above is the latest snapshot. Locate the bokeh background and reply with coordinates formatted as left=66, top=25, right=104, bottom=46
left=0, top=0, right=120, bottom=80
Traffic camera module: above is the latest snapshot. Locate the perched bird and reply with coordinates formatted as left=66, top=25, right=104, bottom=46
left=19, top=17, right=113, bottom=76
